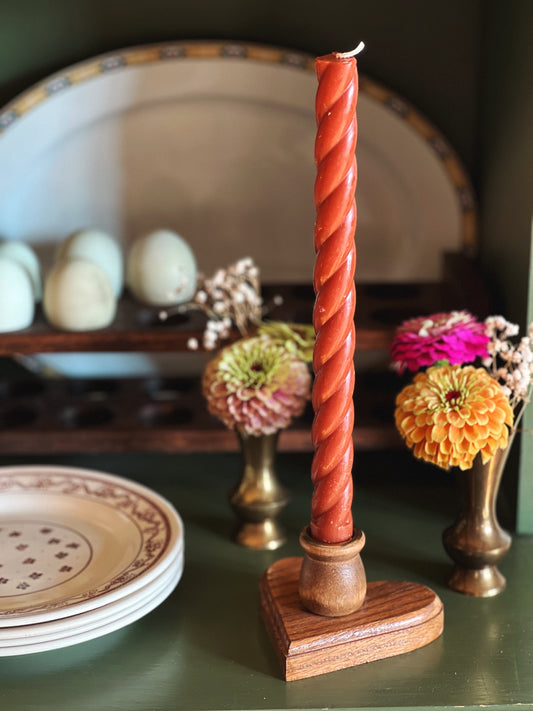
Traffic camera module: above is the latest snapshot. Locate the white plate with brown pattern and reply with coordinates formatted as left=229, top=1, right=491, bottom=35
left=0, top=465, right=184, bottom=627
left=0, top=549, right=183, bottom=654
left=0, top=566, right=181, bottom=656
left=0, top=542, right=183, bottom=643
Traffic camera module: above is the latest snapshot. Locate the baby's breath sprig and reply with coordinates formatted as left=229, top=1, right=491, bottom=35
left=484, top=315, right=533, bottom=428
left=160, top=257, right=279, bottom=351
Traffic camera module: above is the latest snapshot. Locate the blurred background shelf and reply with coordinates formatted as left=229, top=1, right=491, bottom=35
left=0, top=254, right=488, bottom=355
left=0, top=253, right=490, bottom=455
left=0, top=372, right=403, bottom=454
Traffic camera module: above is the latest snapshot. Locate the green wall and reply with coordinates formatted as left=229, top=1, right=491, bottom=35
left=479, top=0, right=533, bottom=532
left=480, top=0, right=533, bottom=323
left=1, top=0, right=482, bottom=173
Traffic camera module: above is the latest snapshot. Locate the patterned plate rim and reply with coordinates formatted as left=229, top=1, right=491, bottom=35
left=0, top=465, right=182, bottom=622
left=0, top=39, right=477, bottom=253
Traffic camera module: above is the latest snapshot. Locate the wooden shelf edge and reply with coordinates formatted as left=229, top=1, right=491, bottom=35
left=0, top=264, right=489, bottom=354
left=0, top=425, right=403, bottom=455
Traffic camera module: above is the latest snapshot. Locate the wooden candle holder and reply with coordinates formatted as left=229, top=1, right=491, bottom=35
left=260, top=554, right=444, bottom=681
left=298, top=528, right=366, bottom=616
left=258, top=47, right=445, bottom=682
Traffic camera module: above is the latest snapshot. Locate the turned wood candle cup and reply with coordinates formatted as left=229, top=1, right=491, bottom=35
left=298, top=527, right=366, bottom=617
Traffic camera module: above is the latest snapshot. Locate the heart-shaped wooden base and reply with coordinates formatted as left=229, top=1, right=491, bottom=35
left=260, top=557, right=444, bottom=681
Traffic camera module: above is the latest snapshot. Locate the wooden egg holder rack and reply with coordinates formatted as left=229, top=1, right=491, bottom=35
left=0, top=254, right=489, bottom=455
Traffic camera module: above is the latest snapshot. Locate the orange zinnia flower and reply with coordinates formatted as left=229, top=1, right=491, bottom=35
left=395, top=364, right=513, bottom=470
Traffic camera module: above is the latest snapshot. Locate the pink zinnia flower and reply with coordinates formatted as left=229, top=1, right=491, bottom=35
left=202, top=336, right=311, bottom=436
left=390, top=311, right=489, bottom=374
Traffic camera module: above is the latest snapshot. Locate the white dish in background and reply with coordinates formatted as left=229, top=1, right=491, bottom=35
left=0, top=41, right=476, bottom=378
left=17, top=349, right=212, bottom=379
left=0, top=465, right=184, bottom=626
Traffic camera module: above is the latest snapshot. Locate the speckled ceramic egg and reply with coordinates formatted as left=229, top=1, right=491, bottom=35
left=43, top=258, right=116, bottom=331
left=0, top=240, right=42, bottom=301
left=58, top=229, right=123, bottom=296
left=0, top=257, right=35, bottom=332
left=126, top=229, right=197, bottom=306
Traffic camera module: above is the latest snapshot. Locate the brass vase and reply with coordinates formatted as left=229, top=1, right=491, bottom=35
left=229, top=431, right=289, bottom=550
left=442, top=441, right=513, bottom=597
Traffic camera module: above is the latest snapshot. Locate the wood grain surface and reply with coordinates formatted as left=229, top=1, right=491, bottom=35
left=260, top=556, right=444, bottom=681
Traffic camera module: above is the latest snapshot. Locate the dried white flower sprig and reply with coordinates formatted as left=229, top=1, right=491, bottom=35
left=484, top=315, right=533, bottom=426
left=160, top=257, right=282, bottom=351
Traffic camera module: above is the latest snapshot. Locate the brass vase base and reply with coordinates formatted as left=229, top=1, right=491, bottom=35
left=233, top=519, right=286, bottom=551
left=229, top=432, right=289, bottom=551
left=447, top=563, right=507, bottom=597
left=259, top=556, right=444, bottom=681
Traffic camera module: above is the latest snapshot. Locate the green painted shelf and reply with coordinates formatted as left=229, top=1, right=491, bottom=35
left=0, top=449, right=530, bottom=710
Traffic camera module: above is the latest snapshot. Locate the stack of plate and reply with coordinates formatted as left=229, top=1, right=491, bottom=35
left=0, top=465, right=184, bottom=656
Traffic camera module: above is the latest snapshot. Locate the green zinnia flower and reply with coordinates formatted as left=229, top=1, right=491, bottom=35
left=257, top=321, right=315, bottom=363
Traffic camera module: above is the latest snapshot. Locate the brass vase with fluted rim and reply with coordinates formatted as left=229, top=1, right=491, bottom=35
left=442, top=434, right=515, bottom=597
left=229, top=431, right=289, bottom=550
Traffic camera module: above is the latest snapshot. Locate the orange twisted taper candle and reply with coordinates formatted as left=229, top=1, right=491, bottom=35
left=310, top=50, right=359, bottom=544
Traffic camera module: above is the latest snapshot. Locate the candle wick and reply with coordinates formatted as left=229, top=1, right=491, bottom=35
left=336, top=42, right=365, bottom=58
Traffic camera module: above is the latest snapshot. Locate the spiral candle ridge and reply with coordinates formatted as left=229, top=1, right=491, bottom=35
left=310, top=55, right=358, bottom=544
